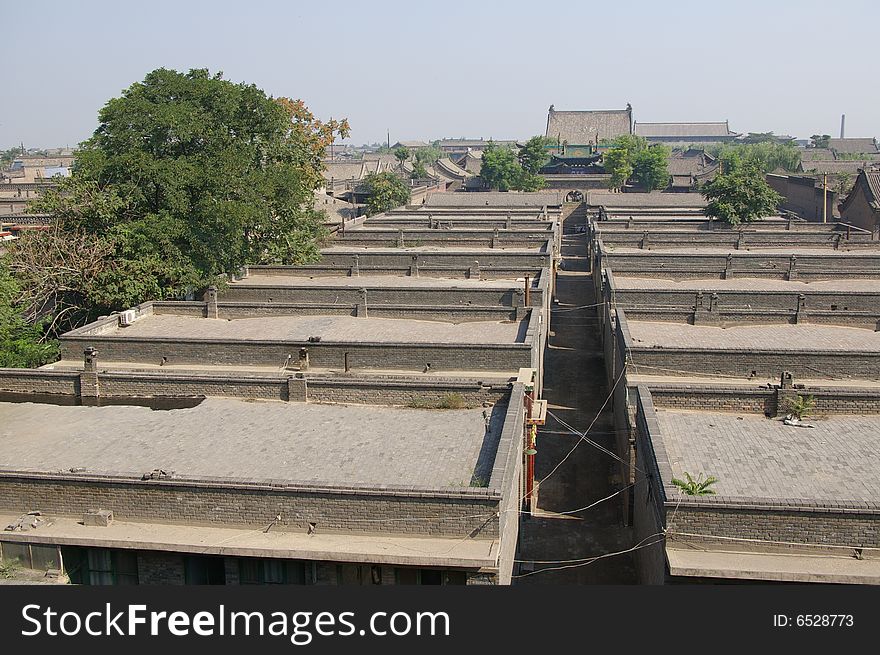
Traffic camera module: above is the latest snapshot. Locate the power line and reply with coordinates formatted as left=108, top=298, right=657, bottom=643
left=511, top=532, right=665, bottom=577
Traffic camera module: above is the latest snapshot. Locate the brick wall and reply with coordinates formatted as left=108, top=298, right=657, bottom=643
left=489, top=385, right=525, bottom=585
left=137, top=551, right=185, bottom=585
left=0, top=473, right=501, bottom=539
left=627, top=347, right=880, bottom=381
left=60, top=335, right=535, bottom=374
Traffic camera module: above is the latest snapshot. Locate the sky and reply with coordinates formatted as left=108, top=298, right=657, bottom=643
left=3, top=0, right=879, bottom=149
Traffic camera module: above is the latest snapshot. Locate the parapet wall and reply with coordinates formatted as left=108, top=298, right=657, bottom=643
left=596, top=242, right=880, bottom=281
left=0, top=471, right=501, bottom=539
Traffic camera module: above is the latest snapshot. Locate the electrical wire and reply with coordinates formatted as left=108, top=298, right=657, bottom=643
left=511, top=532, right=666, bottom=576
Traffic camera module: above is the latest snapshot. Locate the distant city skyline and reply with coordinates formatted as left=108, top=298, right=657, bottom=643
left=4, top=0, right=878, bottom=150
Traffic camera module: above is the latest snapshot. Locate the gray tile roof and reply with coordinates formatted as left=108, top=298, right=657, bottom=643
left=545, top=107, right=632, bottom=144
left=829, top=137, right=880, bottom=154
left=798, top=160, right=871, bottom=175
left=322, top=161, right=366, bottom=181
left=634, top=121, right=733, bottom=138
left=799, top=148, right=835, bottom=161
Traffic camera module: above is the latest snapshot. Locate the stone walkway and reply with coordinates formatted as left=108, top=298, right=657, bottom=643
left=515, top=205, right=636, bottom=584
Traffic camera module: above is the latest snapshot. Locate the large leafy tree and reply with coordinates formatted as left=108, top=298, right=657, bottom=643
left=394, top=146, right=410, bottom=167
left=0, top=258, right=58, bottom=367
left=361, top=172, right=410, bottom=216
left=810, top=134, right=831, bottom=149
left=15, top=68, right=346, bottom=334
left=413, top=145, right=443, bottom=165
left=602, top=135, right=670, bottom=190
left=518, top=136, right=551, bottom=175
left=480, top=142, right=521, bottom=191
left=701, top=163, right=783, bottom=226
left=708, top=141, right=800, bottom=173
left=481, top=140, right=546, bottom=192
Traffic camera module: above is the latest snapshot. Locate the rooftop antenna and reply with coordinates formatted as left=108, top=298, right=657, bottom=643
left=840, top=114, right=846, bottom=139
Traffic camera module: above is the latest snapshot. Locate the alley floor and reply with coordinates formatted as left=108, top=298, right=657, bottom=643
left=515, top=206, right=637, bottom=584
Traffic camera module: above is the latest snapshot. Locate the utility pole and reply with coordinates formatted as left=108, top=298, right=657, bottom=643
left=822, top=173, right=828, bottom=224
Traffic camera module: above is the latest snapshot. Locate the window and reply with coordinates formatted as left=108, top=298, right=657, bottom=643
left=394, top=568, right=467, bottom=585
left=59, top=547, right=138, bottom=585
left=184, top=555, right=226, bottom=585
left=336, top=564, right=383, bottom=585
left=238, top=558, right=310, bottom=585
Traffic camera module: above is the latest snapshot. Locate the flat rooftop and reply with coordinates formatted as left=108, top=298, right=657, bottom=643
left=232, top=274, right=526, bottom=288
left=605, top=246, right=874, bottom=255
left=627, top=321, right=880, bottom=352
left=613, top=277, right=880, bottom=292
left=656, top=409, right=880, bottom=503
left=0, top=398, right=506, bottom=489
left=102, top=314, right=526, bottom=344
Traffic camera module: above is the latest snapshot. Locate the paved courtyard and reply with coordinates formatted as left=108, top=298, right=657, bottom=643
left=656, top=409, right=880, bottom=502
left=0, top=398, right=505, bottom=488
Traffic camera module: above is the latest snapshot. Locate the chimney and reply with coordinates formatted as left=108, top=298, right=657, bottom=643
left=840, top=114, right=846, bottom=139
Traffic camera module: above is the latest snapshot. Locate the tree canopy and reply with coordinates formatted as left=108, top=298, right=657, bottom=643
left=707, top=141, right=800, bottom=174
left=11, top=67, right=347, bottom=339
left=413, top=145, right=443, bottom=165
left=810, top=134, right=831, bottom=149
left=518, top=136, right=552, bottom=175
left=0, top=257, right=58, bottom=367
left=361, top=172, right=410, bottom=216
left=701, top=163, right=783, bottom=226
left=480, top=140, right=546, bottom=192
left=602, top=135, right=670, bottom=191
left=394, top=146, right=410, bottom=166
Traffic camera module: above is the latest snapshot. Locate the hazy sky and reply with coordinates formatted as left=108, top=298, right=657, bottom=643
left=4, top=0, right=878, bottom=149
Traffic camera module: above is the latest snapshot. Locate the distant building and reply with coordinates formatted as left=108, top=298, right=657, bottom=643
left=840, top=169, right=880, bottom=234
left=766, top=173, right=838, bottom=222
left=544, top=104, right=633, bottom=156
left=665, top=148, right=719, bottom=191
left=391, top=141, right=428, bottom=150
left=438, top=139, right=518, bottom=156
left=633, top=121, right=739, bottom=145
left=828, top=137, right=880, bottom=156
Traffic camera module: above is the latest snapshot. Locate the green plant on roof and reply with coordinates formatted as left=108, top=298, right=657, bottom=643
left=784, top=394, right=815, bottom=420
left=671, top=472, right=718, bottom=496
left=0, top=558, right=22, bottom=579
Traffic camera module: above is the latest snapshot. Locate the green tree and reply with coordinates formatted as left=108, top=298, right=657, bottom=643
left=603, top=147, right=633, bottom=190
left=1, top=146, right=25, bottom=170
left=480, top=142, right=521, bottom=191
left=394, top=146, right=410, bottom=167
left=411, top=160, right=429, bottom=179
left=17, top=68, right=342, bottom=332
left=701, top=164, right=783, bottom=226
left=518, top=136, right=551, bottom=175
left=602, top=135, right=669, bottom=190
left=741, top=132, right=778, bottom=144
left=413, top=145, right=443, bottom=165
left=480, top=140, right=547, bottom=191
left=0, top=257, right=58, bottom=367
left=810, top=134, right=831, bottom=149
left=709, top=141, right=800, bottom=173
left=361, top=172, right=410, bottom=216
